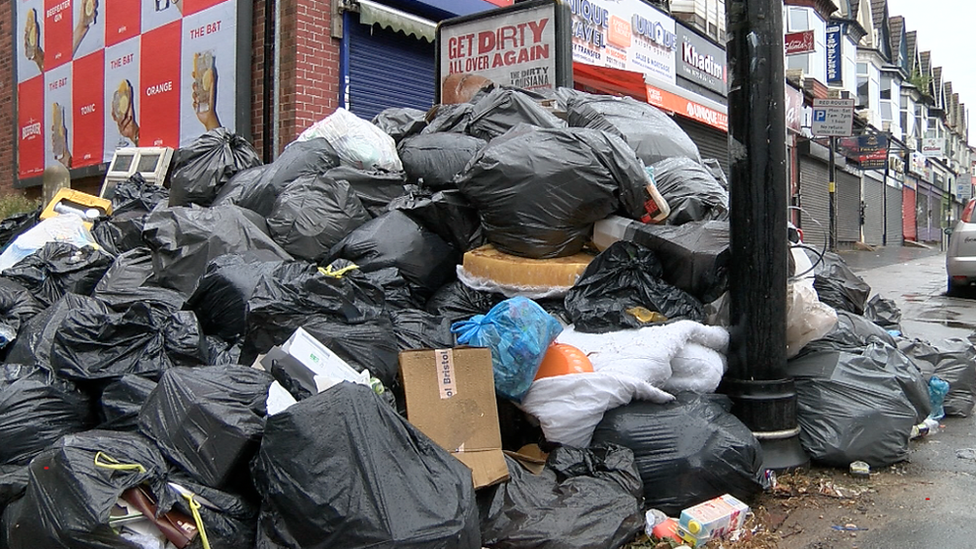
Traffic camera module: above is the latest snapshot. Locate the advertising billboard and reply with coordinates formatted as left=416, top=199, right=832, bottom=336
left=14, top=0, right=250, bottom=182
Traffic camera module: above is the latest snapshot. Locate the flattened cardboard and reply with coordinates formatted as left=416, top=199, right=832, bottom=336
left=399, top=347, right=509, bottom=489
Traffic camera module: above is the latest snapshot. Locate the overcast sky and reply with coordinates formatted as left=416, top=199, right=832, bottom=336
left=886, top=0, right=975, bottom=141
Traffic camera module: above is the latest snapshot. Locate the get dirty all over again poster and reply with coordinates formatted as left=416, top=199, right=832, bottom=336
left=15, top=0, right=245, bottom=180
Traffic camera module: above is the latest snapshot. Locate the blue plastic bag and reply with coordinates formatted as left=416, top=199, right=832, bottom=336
left=928, top=376, right=950, bottom=421
left=452, top=296, right=562, bottom=401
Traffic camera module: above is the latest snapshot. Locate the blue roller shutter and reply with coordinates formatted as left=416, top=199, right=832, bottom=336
left=347, top=14, right=436, bottom=121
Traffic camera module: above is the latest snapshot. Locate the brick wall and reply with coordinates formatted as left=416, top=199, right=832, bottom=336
left=0, top=0, right=16, bottom=195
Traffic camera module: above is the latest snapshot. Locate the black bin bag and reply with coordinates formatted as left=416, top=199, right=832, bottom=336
left=90, top=214, right=148, bottom=257
left=0, top=364, right=92, bottom=466
left=788, top=342, right=929, bottom=467
left=142, top=204, right=293, bottom=296
left=251, top=383, right=481, bottom=549
left=1, top=430, right=169, bottom=549
left=211, top=165, right=272, bottom=208
left=0, top=208, right=39, bottom=249
left=326, top=165, right=407, bottom=218
left=169, top=127, right=263, bottom=207
left=5, top=294, right=108, bottom=370
left=456, top=125, right=649, bottom=259
left=426, top=280, right=504, bottom=325
left=398, top=133, right=486, bottom=190
left=591, top=393, right=765, bottom=516
left=0, top=279, right=44, bottom=350
left=898, top=337, right=976, bottom=417
left=372, top=107, right=427, bottom=143
left=865, top=294, right=903, bottom=331
left=99, top=374, right=158, bottom=431
left=477, top=444, right=644, bottom=549
left=2, top=242, right=113, bottom=307
left=650, top=157, right=729, bottom=225
left=388, top=187, right=485, bottom=252
left=566, top=92, right=701, bottom=166
left=93, top=248, right=187, bottom=316
left=139, top=366, right=273, bottom=489
left=391, top=309, right=454, bottom=351
left=187, top=251, right=287, bottom=341
left=565, top=241, right=704, bottom=333
left=243, top=261, right=398, bottom=388
left=467, top=87, right=565, bottom=142
left=108, top=172, right=169, bottom=214
left=267, top=174, right=371, bottom=261
left=328, top=210, right=458, bottom=301
left=809, top=251, right=871, bottom=315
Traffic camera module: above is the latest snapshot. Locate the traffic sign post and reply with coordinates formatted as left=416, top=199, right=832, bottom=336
left=810, top=98, right=854, bottom=251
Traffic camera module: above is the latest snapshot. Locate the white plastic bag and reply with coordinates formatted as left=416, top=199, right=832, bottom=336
left=297, top=108, right=403, bottom=172
left=0, top=215, right=98, bottom=273
left=786, top=281, right=838, bottom=358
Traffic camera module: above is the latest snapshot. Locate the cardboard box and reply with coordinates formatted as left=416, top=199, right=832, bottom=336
left=399, top=347, right=509, bottom=489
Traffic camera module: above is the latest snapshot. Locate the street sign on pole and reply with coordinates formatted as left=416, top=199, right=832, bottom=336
left=811, top=98, right=855, bottom=137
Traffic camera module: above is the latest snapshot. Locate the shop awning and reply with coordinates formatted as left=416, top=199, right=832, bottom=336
left=572, top=62, right=649, bottom=102
left=358, top=0, right=437, bottom=43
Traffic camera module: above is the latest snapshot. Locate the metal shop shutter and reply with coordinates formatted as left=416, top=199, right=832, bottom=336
left=348, top=17, right=435, bottom=122
left=885, top=184, right=903, bottom=245
left=862, top=175, right=884, bottom=246
left=836, top=170, right=860, bottom=244
left=674, top=117, right=730, bottom=179
left=798, top=157, right=830, bottom=250
left=902, top=186, right=917, bottom=241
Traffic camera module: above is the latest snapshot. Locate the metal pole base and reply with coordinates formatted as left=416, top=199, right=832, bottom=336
left=721, top=377, right=810, bottom=472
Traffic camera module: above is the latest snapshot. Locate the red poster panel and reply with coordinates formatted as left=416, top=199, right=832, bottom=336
left=181, top=0, right=228, bottom=17
left=105, top=0, right=141, bottom=47
left=72, top=51, right=105, bottom=168
left=43, top=0, right=73, bottom=70
left=17, top=77, right=45, bottom=179
left=140, top=21, right=182, bottom=148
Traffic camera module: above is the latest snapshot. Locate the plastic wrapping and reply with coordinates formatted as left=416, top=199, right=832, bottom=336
left=109, top=173, right=169, bottom=215
left=566, top=93, right=701, bottom=166
left=591, top=393, right=765, bottom=516
left=142, top=204, right=293, bottom=296
left=810, top=251, right=871, bottom=315
left=169, top=127, right=263, bottom=207
left=478, top=445, right=644, bottom=549
left=51, top=304, right=209, bottom=382
left=371, top=107, right=428, bottom=142
left=251, top=383, right=481, bottom=549
left=0, top=279, right=44, bottom=349
left=297, top=108, right=403, bottom=172
left=139, top=366, right=272, bottom=489
left=565, top=241, right=705, bottom=333
left=0, top=364, right=92, bottom=466
left=328, top=210, right=458, bottom=300
left=650, top=158, right=729, bottom=224
left=187, top=251, right=286, bottom=340
left=898, top=337, right=976, bottom=417
left=456, top=125, right=649, bottom=259
left=391, top=309, right=454, bottom=351
left=326, top=166, right=408, bottom=218
left=788, top=342, right=930, bottom=467
left=2, top=242, right=113, bottom=307
left=452, top=296, right=563, bottom=401
left=467, top=87, right=565, bottom=141
left=426, top=280, right=504, bottom=325
left=388, top=187, right=485, bottom=251
left=99, top=374, right=158, bottom=431
left=865, top=294, right=903, bottom=330
left=398, top=133, right=486, bottom=190
left=786, top=281, right=839, bottom=358
left=0, top=215, right=99, bottom=274
left=267, top=175, right=371, bottom=261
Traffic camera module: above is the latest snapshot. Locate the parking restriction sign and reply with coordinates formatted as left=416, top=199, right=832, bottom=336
left=811, top=98, right=855, bottom=137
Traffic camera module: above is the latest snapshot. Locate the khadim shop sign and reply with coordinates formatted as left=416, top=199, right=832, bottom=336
left=14, top=0, right=252, bottom=182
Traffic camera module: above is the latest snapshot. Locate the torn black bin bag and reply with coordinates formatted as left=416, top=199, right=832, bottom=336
left=169, top=127, right=263, bottom=207
left=456, top=125, right=648, bottom=259
left=467, top=87, right=565, bottom=142
left=898, top=337, right=976, bottom=417
left=0, top=279, right=44, bottom=350
left=388, top=187, right=485, bottom=252
left=243, top=261, right=398, bottom=387
left=787, top=343, right=928, bottom=467
left=0, top=209, right=39, bottom=249
left=109, top=173, right=169, bottom=215
left=372, top=107, right=428, bottom=143
left=5, top=294, right=109, bottom=370
left=267, top=175, right=372, bottom=262
left=251, top=383, right=481, bottom=549
left=650, top=157, right=729, bottom=225
left=478, top=445, right=644, bottom=549
left=566, top=93, right=701, bottom=166
left=2, top=242, right=113, bottom=307
left=0, top=363, right=92, bottom=466
left=186, top=251, right=286, bottom=341
left=139, top=366, right=272, bottom=489
left=1, top=430, right=169, bottom=549
left=325, top=166, right=407, bottom=218
left=328, top=210, right=458, bottom=301
left=591, top=393, right=765, bottom=516
left=143, top=204, right=293, bottom=296
left=565, top=241, right=705, bottom=333
left=51, top=303, right=209, bottom=383
left=809, top=251, right=871, bottom=315
left=391, top=309, right=454, bottom=351
left=865, top=294, right=903, bottom=331
left=99, top=374, right=158, bottom=431
left=398, top=133, right=486, bottom=190
left=216, top=138, right=341, bottom=217
left=426, top=280, right=504, bottom=325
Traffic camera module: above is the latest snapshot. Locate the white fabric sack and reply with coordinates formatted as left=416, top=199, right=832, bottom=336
left=297, top=108, right=403, bottom=172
